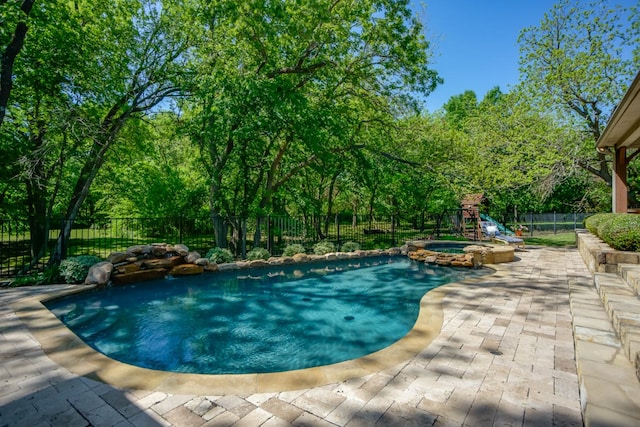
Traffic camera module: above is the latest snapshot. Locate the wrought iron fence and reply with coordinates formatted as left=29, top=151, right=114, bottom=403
left=0, top=211, right=590, bottom=277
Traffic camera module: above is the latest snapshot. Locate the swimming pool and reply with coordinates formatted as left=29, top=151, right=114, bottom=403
left=46, top=256, right=490, bottom=374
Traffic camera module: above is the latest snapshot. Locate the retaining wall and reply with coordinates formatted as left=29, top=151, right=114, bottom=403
left=576, top=229, right=640, bottom=274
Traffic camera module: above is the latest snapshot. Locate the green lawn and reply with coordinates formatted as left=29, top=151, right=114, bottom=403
left=524, top=232, right=576, bottom=247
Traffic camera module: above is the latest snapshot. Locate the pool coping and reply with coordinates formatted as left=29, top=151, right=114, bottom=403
left=12, top=264, right=498, bottom=396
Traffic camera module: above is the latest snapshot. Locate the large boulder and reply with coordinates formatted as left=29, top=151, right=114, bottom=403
left=126, top=245, right=150, bottom=255
left=248, top=259, right=269, bottom=268
left=84, top=262, right=113, bottom=286
left=173, top=244, right=189, bottom=256
left=203, top=261, right=218, bottom=272
left=217, top=263, right=240, bottom=271
left=185, top=251, right=201, bottom=263
left=115, top=263, right=141, bottom=274
left=140, top=255, right=184, bottom=269
left=151, top=244, right=168, bottom=257
left=111, top=268, right=166, bottom=286
left=292, top=253, right=310, bottom=263
left=170, top=264, right=204, bottom=276
left=107, top=251, right=132, bottom=264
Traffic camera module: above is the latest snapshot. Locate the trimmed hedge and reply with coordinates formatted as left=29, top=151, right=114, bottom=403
left=584, top=213, right=611, bottom=235
left=585, top=213, right=640, bottom=251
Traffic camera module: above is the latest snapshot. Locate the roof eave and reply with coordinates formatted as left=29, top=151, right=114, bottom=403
left=596, top=69, right=640, bottom=150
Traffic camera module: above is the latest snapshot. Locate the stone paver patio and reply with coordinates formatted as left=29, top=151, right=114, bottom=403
left=2, top=246, right=640, bottom=426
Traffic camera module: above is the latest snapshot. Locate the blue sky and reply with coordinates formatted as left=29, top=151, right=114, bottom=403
left=411, top=0, right=559, bottom=112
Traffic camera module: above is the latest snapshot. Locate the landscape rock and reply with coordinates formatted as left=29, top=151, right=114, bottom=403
left=107, top=252, right=131, bottom=264
left=204, top=262, right=218, bottom=272
left=292, top=254, right=310, bottom=263
left=185, top=251, right=201, bottom=263
left=127, top=245, right=150, bottom=255
left=170, top=264, right=204, bottom=276
left=115, top=263, right=141, bottom=274
left=140, top=256, right=184, bottom=269
left=111, top=268, right=166, bottom=286
left=151, top=245, right=167, bottom=256
left=173, top=244, right=189, bottom=256
left=248, top=259, right=270, bottom=268
left=85, top=242, right=438, bottom=288
left=84, top=262, right=113, bottom=286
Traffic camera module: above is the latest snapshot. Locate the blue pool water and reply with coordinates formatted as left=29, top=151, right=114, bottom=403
left=46, top=257, right=490, bottom=374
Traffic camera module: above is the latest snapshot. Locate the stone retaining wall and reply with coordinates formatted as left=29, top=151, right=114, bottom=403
left=576, top=229, right=640, bottom=274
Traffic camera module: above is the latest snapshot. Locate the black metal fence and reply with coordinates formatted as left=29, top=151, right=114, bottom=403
left=0, top=212, right=590, bottom=277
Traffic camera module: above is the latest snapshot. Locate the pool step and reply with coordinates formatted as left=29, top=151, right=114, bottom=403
left=594, top=266, right=640, bottom=381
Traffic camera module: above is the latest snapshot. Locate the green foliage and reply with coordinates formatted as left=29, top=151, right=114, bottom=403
left=584, top=213, right=611, bottom=235
left=518, top=0, right=640, bottom=185
left=282, top=244, right=306, bottom=257
left=59, top=256, right=101, bottom=284
left=246, top=247, right=270, bottom=261
left=206, top=247, right=234, bottom=264
left=340, top=241, right=360, bottom=252
left=313, top=241, right=335, bottom=255
left=184, top=0, right=441, bottom=226
left=10, top=266, right=61, bottom=287
left=594, top=214, right=640, bottom=252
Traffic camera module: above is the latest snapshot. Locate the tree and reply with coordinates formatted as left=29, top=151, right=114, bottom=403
left=0, top=0, right=35, bottom=128
left=2, top=0, right=190, bottom=265
left=183, top=0, right=441, bottom=250
left=518, top=0, right=640, bottom=185
left=464, top=89, right=584, bottom=217
left=442, top=90, right=478, bottom=130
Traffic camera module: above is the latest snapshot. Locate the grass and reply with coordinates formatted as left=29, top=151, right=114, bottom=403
left=523, top=232, right=576, bottom=247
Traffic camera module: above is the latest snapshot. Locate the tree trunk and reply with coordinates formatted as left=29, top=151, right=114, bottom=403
left=0, top=0, right=36, bottom=128
left=26, top=183, right=49, bottom=261
left=323, top=172, right=339, bottom=236
left=49, top=143, right=110, bottom=264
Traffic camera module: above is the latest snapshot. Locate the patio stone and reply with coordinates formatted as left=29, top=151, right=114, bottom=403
left=3, top=246, right=640, bottom=426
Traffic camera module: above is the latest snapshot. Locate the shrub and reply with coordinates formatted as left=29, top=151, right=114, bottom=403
left=282, top=243, right=306, bottom=256
left=246, top=247, right=270, bottom=261
left=597, top=214, right=640, bottom=252
left=11, top=266, right=60, bottom=287
left=584, top=213, right=613, bottom=235
left=340, top=241, right=360, bottom=252
left=59, top=255, right=102, bottom=284
left=206, top=247, right=234, bottom=264
left=313, top=241, right=335, bottom=255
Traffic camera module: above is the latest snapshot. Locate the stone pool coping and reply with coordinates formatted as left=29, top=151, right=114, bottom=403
left=12, top=260, right=497, bottom=396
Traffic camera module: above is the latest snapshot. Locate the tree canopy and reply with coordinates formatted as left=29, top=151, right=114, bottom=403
left=0, top=0, right=638, bottom=268
left=518, top=0, right=640, bottom=185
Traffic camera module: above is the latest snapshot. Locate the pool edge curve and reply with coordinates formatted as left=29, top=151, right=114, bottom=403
left=13, top=266, right=498, bottom=396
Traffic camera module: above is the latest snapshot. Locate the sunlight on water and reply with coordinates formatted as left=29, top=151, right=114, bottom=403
left=47, top=257, right=490, bottom=374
